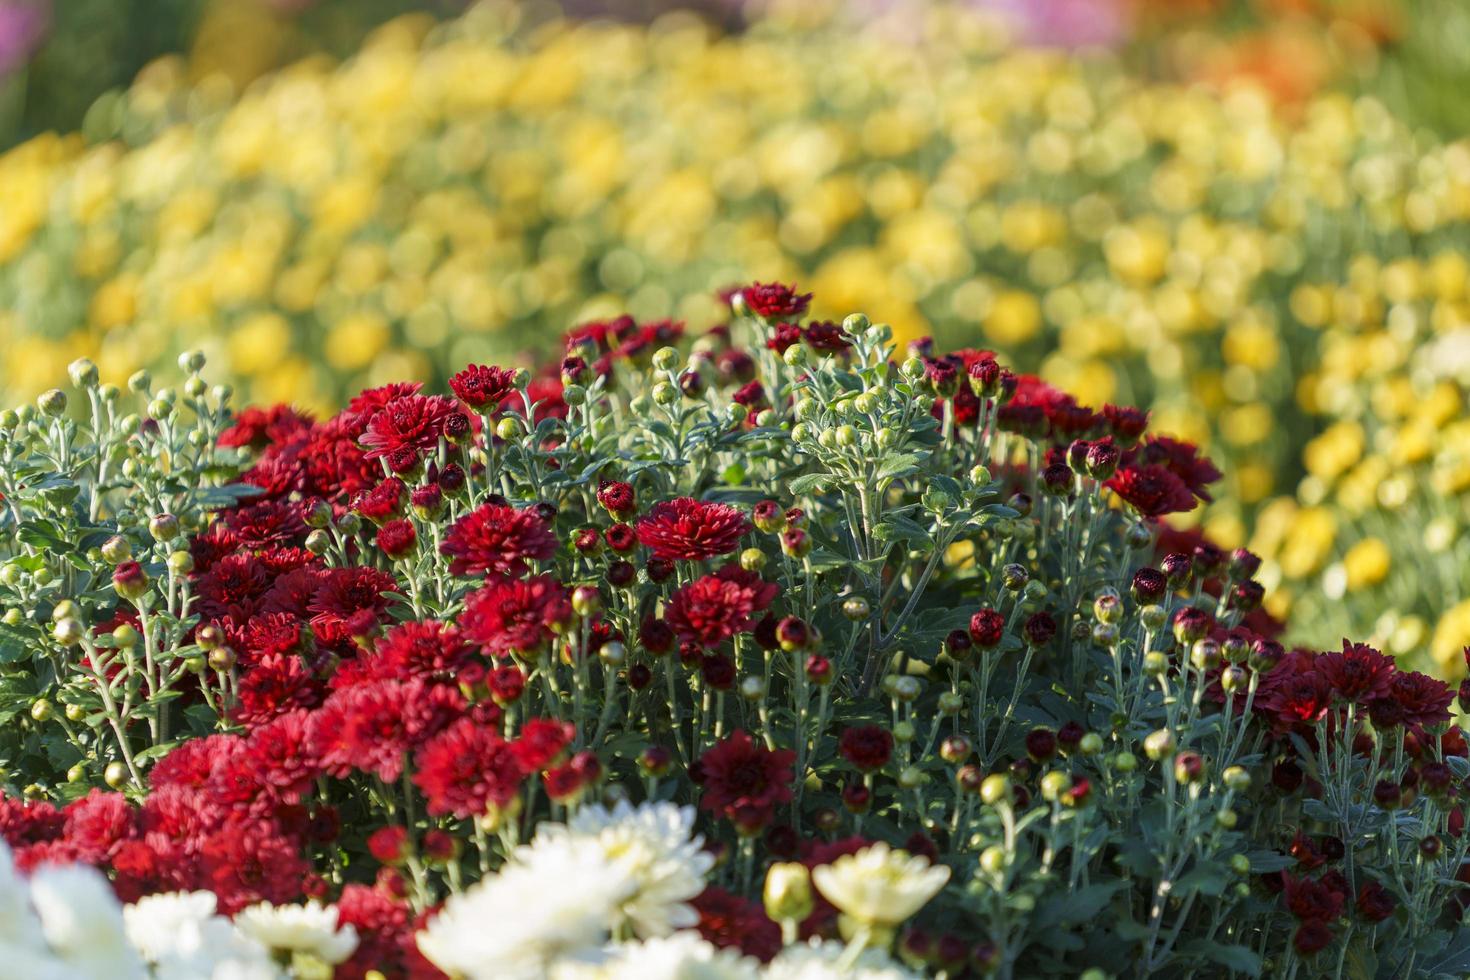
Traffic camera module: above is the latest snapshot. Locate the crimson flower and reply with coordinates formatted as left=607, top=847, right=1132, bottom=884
left=1315, top=640, right=1395, bottom=703
left=1106, top=465, right=1198, bottom=518
left=360, top=394, right=459, bottom=461
left=441, top=503, right=559, bottom=578
left=665, top=565, right=780, bottom=649
left=839, top=726, right=894, bottom=772
left=696, top=730, right=795, bottom=827
left=461, top=575, right=573, bottom=657
left=449, top=364, right=518, bottom=411
left=734, top=282, right=812, bottom=320
left=637, top=497, right=750, bottom=561
left=413, top=718, right=526, bottom=819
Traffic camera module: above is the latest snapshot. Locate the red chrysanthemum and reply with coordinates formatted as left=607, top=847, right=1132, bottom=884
left=461, top=575, right=573, bottom=657
left=360, top=394, right=459, bottom=462
left=1140, top=435, right=1223, bottom=502
left=218, top=405, right=314, bottom=450
left=692, top=887, right=783, bottom=962
left=413, top=717, right=527, bottom=819
left=308, top=567, right=401, bottom=642
left=233, top=654, right=326, bottom=728
left=696, top=730, right=795, bottom=826
left=838, top=725, right=894, bottom=772
left=1106, top=465, right=1198, bottom=518
left=441, top=503, right=559, bottom=578
left=352, top=478, right=406, bottom=524
left=637, top=497, right=750, bottom=562
left=449, top=364, right=519, bottom=411
left=665, top=565, right=780, bottom=649
left=1315, top=640, right=1396, bottom=703
left=1370, top=670, right=1455, bottom=730
left=510, top=718, right=576, bottom=772
left=735, top=282, right=812, bottom=320
left=370, top=621, right=476, bottom=684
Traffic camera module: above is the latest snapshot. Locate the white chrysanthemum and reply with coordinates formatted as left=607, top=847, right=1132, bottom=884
left=417, top=838, right=636, bottom=980
left=551, top=933, right=761, bottom=980
left=27, top=862, right=146, bottom=979
left=0, top=843, right=44, bottom=953
left=235, top=899, right=359, bottom=966
left=533, top=801, right=715, bottom=938
left=764, top=940, right=924, bottom=980
left=810, top=844, right=949, bottom=929
left=124, top=891, right=221, bottom=962
left=126, top=891, right=280, bottom=979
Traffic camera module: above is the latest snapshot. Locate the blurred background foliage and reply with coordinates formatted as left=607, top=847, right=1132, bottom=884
left=5, top=0, right=1470, bottom=673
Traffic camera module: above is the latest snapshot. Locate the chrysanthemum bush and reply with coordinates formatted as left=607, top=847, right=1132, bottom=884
left=3, top=285, right=1470, bottom=977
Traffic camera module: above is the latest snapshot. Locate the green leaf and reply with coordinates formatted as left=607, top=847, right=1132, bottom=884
left=1035, top=881, right=1126, bottom=928
left=1178, top=939, right=1262, bottom=976
left=873, top=454, right=922, bottom=481
left=787, top=473, right=833, bottom=496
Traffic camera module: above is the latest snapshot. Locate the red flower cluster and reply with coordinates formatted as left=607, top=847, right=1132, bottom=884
left=664, top=565, right=780, bottom=649
left=440, top=502, right=560, bottom=578
left=694, top=731, right=795, bottom=832
left=637, top=497, right=751, bottom=561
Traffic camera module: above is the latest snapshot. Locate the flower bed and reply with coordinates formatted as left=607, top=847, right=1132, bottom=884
left=1, top=285, right=1468, bottom=976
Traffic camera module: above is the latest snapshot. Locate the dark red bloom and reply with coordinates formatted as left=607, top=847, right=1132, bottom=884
left=218, top=405, right=314, bottom=451
left=1141, top=435, right=1222, bottom=502
left=441, top=503, right=559, bottom=578
left=597, top=481, right=636, bottom=519
left=360, top=394, right=459, bottom=462
left=1101, top=404, right=1149, bottom=444
left=665, top=565, right=780, bottom=649
left=376, top=519, right=417, bottom=560
left=697, top=730, right=795, bottom=827
left=371, top=621, right=475, bottom=683
left=1356, top=881, right=1395, bottom=923
left=414, top=718, right=527, bottom=819
left=735, top=282, right=812, bottom=320
left=838, top=726, right=893, bottom=772
left=461, top=575, right=573, bottom=657
left=1106, top=465, right=1198, bottom=518
left=352, top=478, right=406, bottom=524
left=1315, top=641, right=1395, bottom=703
left=1283, top=874, right=1346, bottom=922
left=233, top=654, right=325, bottom=728
left=511, top=718, right=575, bottom=771
left=1370, top=671, right=1455, bottom=730
left=693, top=887, right=782, bottom=962
left=449, top=364, right=518, bottom=411
left=968, top=607, right=1005, bottom=648
left=636, top=497, right=750, bottom=562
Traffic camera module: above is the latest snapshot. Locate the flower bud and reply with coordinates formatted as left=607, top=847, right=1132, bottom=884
left=1223, top=766, right=1251, bottom=792
left=940, top=736, right=971, bottom=764
left=69, top=358, right=99, bottom=388
left=764, top=863, right=814, bottom=924
left=804, top=654, right=833, bottom=685
left=167, top=550, right=194, bottom=575
left=598, top=641, right=627, bottom=667
left=1112, top=751, right=1137, bottom=773
left=937, top=691, right=964, bottom=716
left=101, top=535, right=133, bottom=564
left=1094, top=593, right=1123, bottom=624
left=208, top=646, right=238, bottom=672
left=980, top=774, right=1011, bottom=805
left=104, top=761, right=128, bottom=789
left=37, top=389, right=67, bottom=417
left=1039, top=770, right=1072, bottom=802
left=1190, top=639, right=1221, bottom=671
left=1173, top=751, right=1206, bottom=784
left=1143, top=729, right=1176, bottom=761
left=1219, top=664, right=1248, bottom=693
left=571, top=585, right=603, bottom=618
left=739, top=676, right=765, bottom=701
left=739, top=547, right=767, bottom=573
left=113, top=561, right=149, bottom=601
left=1079, top=733, right=1104, bottom=756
